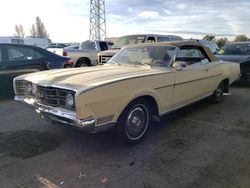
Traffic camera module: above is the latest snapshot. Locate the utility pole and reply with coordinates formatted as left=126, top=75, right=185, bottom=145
left=89, top=0, right=106, bottom=40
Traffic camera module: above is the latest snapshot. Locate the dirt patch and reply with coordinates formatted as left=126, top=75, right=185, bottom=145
left=0, top=130, right=64, bottom=159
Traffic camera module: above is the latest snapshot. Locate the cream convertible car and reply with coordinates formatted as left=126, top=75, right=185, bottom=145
left=14, top=41, right=240, bottom=144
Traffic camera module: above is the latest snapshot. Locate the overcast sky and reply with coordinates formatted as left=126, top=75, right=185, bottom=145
left=0, top=0, right=250, bottom=42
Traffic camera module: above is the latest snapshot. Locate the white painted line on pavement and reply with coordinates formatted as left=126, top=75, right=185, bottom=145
left=181, top=118, right=231, bottom=131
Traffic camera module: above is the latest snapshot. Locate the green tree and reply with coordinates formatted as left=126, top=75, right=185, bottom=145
left=216, top=38, right=228, bottom=48
left=203, top=35, right=216, bottom=41
left=14, top=24, right=25, bottom=37
left=234, top=35, right=248, bottom=42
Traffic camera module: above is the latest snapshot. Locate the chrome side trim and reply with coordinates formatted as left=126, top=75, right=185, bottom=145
left=76, top=70, right=174, bottom=96
left=154, top=84, right=173, bottom=90
left=174, top=74, right=223, bottom=86
left=159, top=92, right=213, bottom=117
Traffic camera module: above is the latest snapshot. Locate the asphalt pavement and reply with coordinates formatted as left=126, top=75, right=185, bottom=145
left=0, top=86, right=250, bottom=188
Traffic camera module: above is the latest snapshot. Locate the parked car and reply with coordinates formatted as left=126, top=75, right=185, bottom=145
left=50, top=44, right=80, bottom=57
left=97, top=34, right=183, bottom=64
left=64, top=40, right=114, bottom=67
left=14, top=41, right=240, bottom=144
left=0, top=43, right=73, bottom=94
left=196, top=40, right=219, bottom=54
left=64, top=44, right=80, bottom=50
left=48, top=43, right=68, bottom=48
left=46, top=44, right=67, bottom=56
left=216, top=42, right=250, bottom=83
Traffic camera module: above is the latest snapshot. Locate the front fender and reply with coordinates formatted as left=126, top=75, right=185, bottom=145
left=117, top=88, right=162, bottom=120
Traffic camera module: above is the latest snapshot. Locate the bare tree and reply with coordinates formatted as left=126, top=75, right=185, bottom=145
left=29, top=17, right=49, bottom=38
left=35, top=16, right=49, bottom=38
left=30, top=24, right=36, bottom=37
left=14, top=24, right=25, bottom=37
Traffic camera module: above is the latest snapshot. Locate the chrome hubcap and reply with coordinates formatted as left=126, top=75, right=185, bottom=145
left=126, top=104, right=149, bottom=140
left=215, top=86, right=222, bottom=97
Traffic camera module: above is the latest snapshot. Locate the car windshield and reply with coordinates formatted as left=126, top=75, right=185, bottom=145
left=112, top=36, right=146, bottom=49
left=108, top=45, right=177, bottom=67
left=199, top=40, right=219, bottom=54
left=221, top=43, right=250, bottom=55
left=80, top=41, right=96, bottom=50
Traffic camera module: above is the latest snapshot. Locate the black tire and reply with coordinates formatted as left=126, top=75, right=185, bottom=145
left=115, top=98, right=151, bottom=145
left=210, top=82, right=224, bottom=103
left=77, top=61, right=89, bottom=67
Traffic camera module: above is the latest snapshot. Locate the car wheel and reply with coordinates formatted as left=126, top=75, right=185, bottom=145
left=115, top=99, right=151, bottom=145
left=77, top=61, right=89, bottom=67
left=211, top=82, right=224, bottom=103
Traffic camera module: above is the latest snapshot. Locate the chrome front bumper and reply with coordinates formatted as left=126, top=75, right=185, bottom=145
left=14, top=95, right=97, bottom=132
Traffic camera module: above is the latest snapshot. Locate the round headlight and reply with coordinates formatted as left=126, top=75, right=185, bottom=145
left=66, top=93, right=74, bottom=108
left=26, top=83, right=32, bottom=94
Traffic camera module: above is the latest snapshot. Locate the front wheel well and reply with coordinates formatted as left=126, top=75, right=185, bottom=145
left=125, top=95, right=159, bottom=118
left=76, top=57, right=91, bottom=67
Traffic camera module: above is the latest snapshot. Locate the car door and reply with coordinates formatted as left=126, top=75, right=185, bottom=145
left=172, top=46, right=210, bottom=107
left=0, top=45, right=10, bottom=92
left=0, top=45, right=4, bottom=73
left=201, top=58, right=223, bottom=93
left=3, top=45, right=45, bottom=78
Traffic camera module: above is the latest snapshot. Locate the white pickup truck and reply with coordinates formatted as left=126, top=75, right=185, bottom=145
left=64, top=40, right=113, bottom=67
left=97, top=34, right=183, bottom=64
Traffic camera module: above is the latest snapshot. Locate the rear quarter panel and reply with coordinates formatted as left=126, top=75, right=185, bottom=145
left=206, top=60, right=240, bottom=92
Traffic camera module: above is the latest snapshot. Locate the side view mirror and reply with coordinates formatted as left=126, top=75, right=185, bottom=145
left=173, top=61, right=188, bottom=68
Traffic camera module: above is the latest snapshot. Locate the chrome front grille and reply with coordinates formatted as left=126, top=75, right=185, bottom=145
left=36, top=86, right=75, bottom=110
left=15, top=80, right=31, bottom=95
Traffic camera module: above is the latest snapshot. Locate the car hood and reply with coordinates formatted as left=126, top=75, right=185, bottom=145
left=98, top=49, right=120, bottom=56
left=16, top=64, right=162, bottom=92
left=216, top=55, right=250, bottom=63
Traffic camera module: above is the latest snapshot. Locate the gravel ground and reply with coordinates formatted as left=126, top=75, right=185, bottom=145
left=0, top=86, right=249, bottom=188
